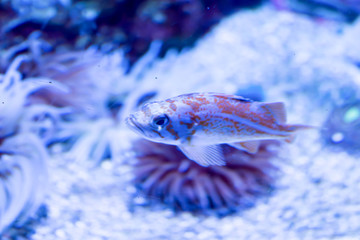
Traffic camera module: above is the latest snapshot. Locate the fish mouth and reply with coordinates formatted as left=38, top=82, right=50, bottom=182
left=126, top=115, right=145, bottom=135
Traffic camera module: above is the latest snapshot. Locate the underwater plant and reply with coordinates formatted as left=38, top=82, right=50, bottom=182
left=130, top=139, right=278, bottom=214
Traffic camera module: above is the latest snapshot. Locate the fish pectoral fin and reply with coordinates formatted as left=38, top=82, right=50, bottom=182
left=262, top=102, right=286, bottom=124
left=228, top=141, right=260, bottom=154
left=178, top=145, right=226, bottom=167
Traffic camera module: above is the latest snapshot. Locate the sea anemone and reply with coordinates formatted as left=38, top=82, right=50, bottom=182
left=0, top=133, right=48, bottom=236
left=0, top=31, right=52, bottom=72
left=130, top=139, right=279, bottom=214
left=0, top=55, right=61, bottom=236
left=27, top=49, right=117, bottom=118
left=26, top=42, right=162, bottom=163
left=0, top=55, right=67, bottom=138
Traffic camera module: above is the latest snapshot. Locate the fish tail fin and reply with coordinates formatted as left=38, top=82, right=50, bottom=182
left=283, top=124, right=316, bottom=143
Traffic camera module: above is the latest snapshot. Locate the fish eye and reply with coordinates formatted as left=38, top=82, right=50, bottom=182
left=152, top=114, right=169, bottom=127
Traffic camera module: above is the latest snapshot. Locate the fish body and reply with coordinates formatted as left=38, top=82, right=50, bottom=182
left=126, top=92, right=310, bottom=166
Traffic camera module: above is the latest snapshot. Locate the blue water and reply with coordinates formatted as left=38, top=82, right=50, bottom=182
left=1, top=2, right=360, bottom=240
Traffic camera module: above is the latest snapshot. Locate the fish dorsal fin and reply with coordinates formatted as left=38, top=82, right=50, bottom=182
left=205, top=92, right=252, bottom=102
left=179, top=92, right=252, bottom=102
left=228, top=141, right=260, bottom=154
left=178, top=145, right=226, bottom=167
left=262, top=102, right=286, bottom=124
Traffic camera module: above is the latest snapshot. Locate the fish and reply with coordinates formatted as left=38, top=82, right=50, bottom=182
left=126, top=92, right=312, bottom=167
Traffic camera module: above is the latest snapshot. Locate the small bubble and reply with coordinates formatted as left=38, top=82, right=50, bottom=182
left=55, top=229, right=66, bottom=238
left=343, top=107, right=360, bottom=123
left=75, top=221, right=86, bottom=228
left=134, top=196, right=147, bottom=205
left=331, top=132, right=344, bottom=143
left=184, top=231, right=196, bottom=239
left=101, top=160, right=113, bottom=170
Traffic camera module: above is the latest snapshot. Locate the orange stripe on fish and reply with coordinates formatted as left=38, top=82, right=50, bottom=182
left=126, top=92, right=313, bottom=167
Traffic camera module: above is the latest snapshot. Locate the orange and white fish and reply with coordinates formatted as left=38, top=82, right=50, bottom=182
left=126, top=92, right=311, bottom=167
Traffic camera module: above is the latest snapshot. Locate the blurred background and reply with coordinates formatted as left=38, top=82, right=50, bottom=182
left=1, top=0, right=360, bottom=239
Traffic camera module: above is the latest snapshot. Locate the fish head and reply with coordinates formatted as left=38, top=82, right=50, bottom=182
left=126, top=100, right=186, bottom=144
